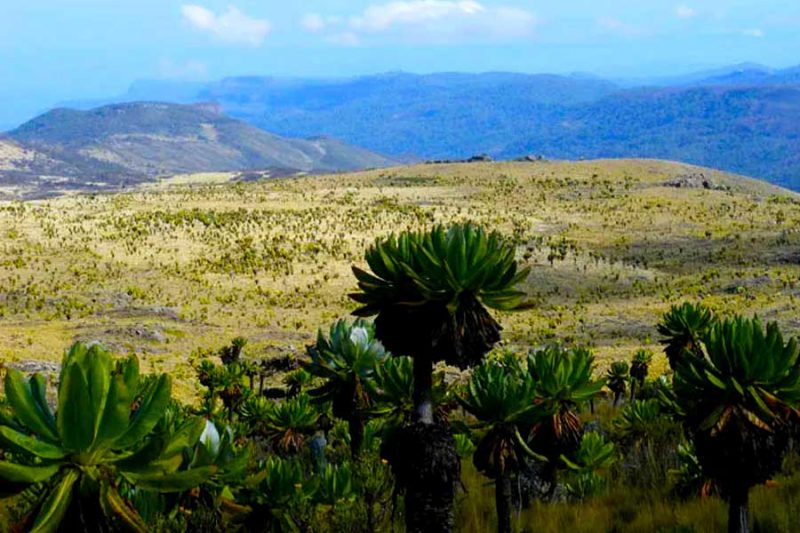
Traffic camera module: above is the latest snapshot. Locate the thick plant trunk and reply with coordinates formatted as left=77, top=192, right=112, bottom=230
left=348, top=415, right=364, bottom=458
left=496, top=473, right=512, bottom=533
left=727, top=488, right=749, bottom=533
left=402, top=421, right=459, bottom=533
left=395, top=355, right=458, bottom=533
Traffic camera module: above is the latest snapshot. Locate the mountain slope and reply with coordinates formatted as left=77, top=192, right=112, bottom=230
left=199, top=72, right=619, bottom=158
left=501, top=85, right=800, bottom=189
left=2, top=102, right=398, bottom=196
left=17, top=68, right=800, bottom=191
left=189, top=72, right=800, bottom=189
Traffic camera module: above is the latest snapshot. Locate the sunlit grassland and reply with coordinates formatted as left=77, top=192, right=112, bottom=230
left=456, top=460, right=800, bottom=533
left=1, top=159, right=799, bottom=401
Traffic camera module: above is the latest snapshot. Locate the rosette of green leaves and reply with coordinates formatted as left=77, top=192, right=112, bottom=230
left=458, top=362, right=545, bottom=479
left=0, top=343, right=212, bottom=532
left=350, top=223, right=530, bottom=367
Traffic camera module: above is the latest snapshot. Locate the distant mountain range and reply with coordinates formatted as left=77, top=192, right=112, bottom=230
left=7, top=63, right=800, bottom=191
left=0, top=102, right=398, bottom=196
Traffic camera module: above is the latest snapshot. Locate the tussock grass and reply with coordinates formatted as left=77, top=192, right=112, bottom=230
left=1, top=160, right=799, bottom=404
left=456, top=459, right=800, bottom=533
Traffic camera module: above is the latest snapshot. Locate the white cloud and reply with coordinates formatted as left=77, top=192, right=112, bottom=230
left=742, top=28, right=764, bottom=38
left=676, top=5, right=696, bottom=19
left=181, top=5, right=271, bottom=46
left=344, top=1, right=538, bottom=43
left=350, top=0, right=485, bottom=32
left=302, top=13, right=327, bottom=33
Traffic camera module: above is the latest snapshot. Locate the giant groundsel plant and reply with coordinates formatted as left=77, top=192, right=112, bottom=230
left=0, top=343, right=213, bottom=532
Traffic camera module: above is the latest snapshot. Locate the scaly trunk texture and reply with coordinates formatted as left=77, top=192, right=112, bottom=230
left=405, top=356, right=459, bottom=532
left=727, top=488, right=749, bottom=533
left=379, top=359, right=460, bottom=533
left=496, top=473, right=512, bottom=533
left=373, top=299, right=494, bottom=532
left=400, top=421, right=460, bottom=533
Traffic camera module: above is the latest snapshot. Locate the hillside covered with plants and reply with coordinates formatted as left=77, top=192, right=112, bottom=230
left=196, top=73, right=800, bottom=190
left=2, top=160, right=800, bottom=531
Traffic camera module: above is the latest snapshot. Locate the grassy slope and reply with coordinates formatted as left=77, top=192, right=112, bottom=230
left=1, top=159, right=799, bottom=402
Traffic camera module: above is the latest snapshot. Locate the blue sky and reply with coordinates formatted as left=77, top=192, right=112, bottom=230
left=1, top=0, right=799, bottom=128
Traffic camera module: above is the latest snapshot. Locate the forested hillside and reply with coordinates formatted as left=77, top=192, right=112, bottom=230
left=39, top=68, right=800, bottom=190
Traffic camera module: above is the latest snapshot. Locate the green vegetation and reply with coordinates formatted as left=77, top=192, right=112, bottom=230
left=629, top=349, right=653, bottom=401
left=2, top=160, right=799, bottom=400
left=2, top=161, right=800, bottom=531
left=0, top=343, right=215, bottom=531
left=660, top=307, right=800, bottom=533
left=4, top=303, right=799, bottom=531
left=458, top=361, right=541, bottom=533
left=351, top=223, right=530, bottom=532
left=305, top=319, right=387, bottom=457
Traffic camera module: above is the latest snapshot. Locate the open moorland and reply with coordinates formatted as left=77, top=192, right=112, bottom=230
left=3, top=159, right=800, bottom=532
left=1, top=159, right=799, bottom=400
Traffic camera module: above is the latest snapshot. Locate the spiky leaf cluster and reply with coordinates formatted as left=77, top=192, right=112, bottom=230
left=0, top=343, right=212, bottom=532
left=371, top=356, right=448, bottom=441
left=630, top=349, right=653, bottom=384
left=313, top=463, right=356, bottom=507
left=370, top=356, right=415, bottom=427
left=672, top=316, right=800, bottom=434
left=666, top=310, right=800, bottom=498
left=561, top=432, right=616, bottom=501
left=561, top=432, right=616, bottom=472
left=460, top=363, right=540, bottom=426
left=220, top=337, right=248, bottom=366
left=350, top=223, right=529, bottom=367
left=606, top=361, right=629, bottom=399
left=304, top=319, right=387, bottom=419
left=613, top=399, right=666, bottom=440
left=528, top=347, right=604, bottom=411
left=351, top=223, right=529, bottom=315
left=526, top=346, right=604, bottom=461
left=658, top=302, right=715, bottom=365
left=245, top=456, right=313, bottom=532
left=261, top=394, right=320, bottom=454
left=458, top=362, right=543, bottom=478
